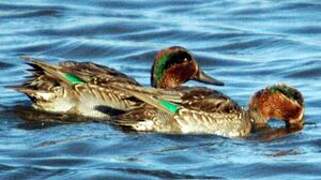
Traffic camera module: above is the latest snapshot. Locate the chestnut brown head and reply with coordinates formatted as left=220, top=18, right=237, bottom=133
left=151, top=46, right=224, bottom=89
left=249, top=84, right=304, bottom=128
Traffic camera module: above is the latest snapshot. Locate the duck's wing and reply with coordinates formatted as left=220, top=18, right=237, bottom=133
left=110, top=84, right=242, bottom=115
left=179, top=87, right=242, bottom=114
left=110, top=83, right=184, bottom=114
left=59, top=60, right=139, bottom=85
left=20, top=56, right=138, bottom=85
left=13, top=56, right=140, bottom=90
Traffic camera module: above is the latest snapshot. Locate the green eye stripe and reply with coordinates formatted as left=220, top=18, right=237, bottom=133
left=269, top=85, right=296, bottom=100
left=155, top=54, right=170, bottom=82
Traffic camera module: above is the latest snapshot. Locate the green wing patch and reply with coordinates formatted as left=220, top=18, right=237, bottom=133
left=159, top=99, right=179, bottom=113
left=64, top=73, right=86, bottom=85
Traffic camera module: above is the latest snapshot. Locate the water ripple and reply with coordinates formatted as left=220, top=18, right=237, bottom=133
left=0, top=0, right=321, bottom=179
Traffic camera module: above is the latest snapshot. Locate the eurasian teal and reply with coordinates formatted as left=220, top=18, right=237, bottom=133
left=112, top=83, right=304, bottom=137
left=12, top=46, right=223, bottom=119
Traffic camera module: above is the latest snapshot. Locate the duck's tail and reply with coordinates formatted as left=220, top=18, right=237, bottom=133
left=7, top=56, right=86, bottom=104
left=22, top=56, right=86, bottom=86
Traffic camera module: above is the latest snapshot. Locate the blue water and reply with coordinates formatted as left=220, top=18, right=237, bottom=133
left=0, top=0, right=321, bottom=179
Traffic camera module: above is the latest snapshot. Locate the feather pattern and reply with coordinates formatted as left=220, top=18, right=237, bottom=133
left=11, top=57, right=142, bottom=118
left=112, top=85, right=252, bottom=137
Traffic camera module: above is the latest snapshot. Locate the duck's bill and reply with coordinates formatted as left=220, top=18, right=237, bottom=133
left=286, top=117, right=304, bottom=130
left=194, top=70, right=224, bottom=86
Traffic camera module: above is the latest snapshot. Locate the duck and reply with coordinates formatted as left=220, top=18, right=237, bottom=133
left=12, top=46, right=224, bottom=119
left=111, top=83, right=304, bottom=138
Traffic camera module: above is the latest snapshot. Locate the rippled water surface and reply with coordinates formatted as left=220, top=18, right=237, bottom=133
left=1, top=0, right=321, bottom=179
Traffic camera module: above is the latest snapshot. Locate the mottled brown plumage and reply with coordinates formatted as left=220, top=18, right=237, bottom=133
left=113, top=84, right=304, bottom=138
left=12, top=46, right=224, bottom=119
left=12, top=57, right=142, bottom=119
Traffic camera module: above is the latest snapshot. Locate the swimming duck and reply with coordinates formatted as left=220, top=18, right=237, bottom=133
left=12, top=46, right=223, bottom=119
left=112, top=83, right=304, bottom=137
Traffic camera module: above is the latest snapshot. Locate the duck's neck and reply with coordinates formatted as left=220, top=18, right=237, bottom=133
left=246, top=108, right=268, bottom=129
left=246, top=92, right=270, bottom=128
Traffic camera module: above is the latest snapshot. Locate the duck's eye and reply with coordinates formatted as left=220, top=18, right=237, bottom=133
left=184, top=58, right=188, bottom=62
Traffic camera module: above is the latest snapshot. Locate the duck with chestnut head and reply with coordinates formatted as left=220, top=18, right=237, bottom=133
left=249, top=84, right=304, bottom=130
left=11, top=46, right=223, bottom=119
left=112, top=83, right=304, bottom=138
left=151, top=46, right=223, bottom=88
